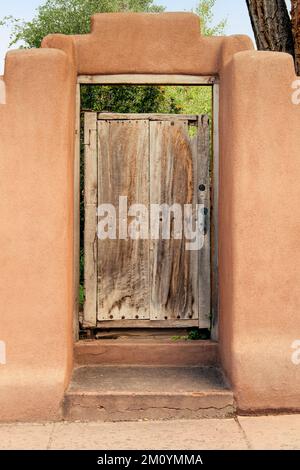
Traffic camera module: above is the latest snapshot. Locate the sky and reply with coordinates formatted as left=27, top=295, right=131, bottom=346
left=0, top=0, right=290, bottom=74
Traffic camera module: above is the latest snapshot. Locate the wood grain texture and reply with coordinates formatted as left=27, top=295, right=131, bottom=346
left=78, top=74, right=217, bottom=85
left=97, top=120, right=150, bottom=321
left=83, top=112, right=98, bottom=327
left=96, top=319, right=199, bottom=329
left=149, top=120, right=200, bottom=322
left=83, top=113, right=211, bottom=328
left=197, top=115, right=211, bottom=329
left=98, top=113, right=198, bottom=122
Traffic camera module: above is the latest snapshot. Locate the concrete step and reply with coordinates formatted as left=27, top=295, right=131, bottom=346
left=75, top=339, right=219, bottom=367
left=63, top=365, right=234, bottom=421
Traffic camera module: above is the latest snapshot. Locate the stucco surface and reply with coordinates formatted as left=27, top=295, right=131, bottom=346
left=219, top=50, right=300, bottom=411
left=42, top=12, right=253, bottom=75
left=0, top=49, right=76, bottom=421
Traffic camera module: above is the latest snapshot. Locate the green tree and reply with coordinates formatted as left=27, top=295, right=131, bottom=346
left=5, top=0, right=163, bottom=48
left=196, top=0, right=227, bottom=36
left=161, top=0, right=226, bottom=118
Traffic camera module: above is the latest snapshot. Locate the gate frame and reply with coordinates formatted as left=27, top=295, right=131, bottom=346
left=74, top=75, right=220, bottom=340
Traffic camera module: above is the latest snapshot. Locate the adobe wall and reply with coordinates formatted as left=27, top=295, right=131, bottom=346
left=0, top=12, right=299, bottom=420
left=0, top=49, right=76, bottom=420
left=219, top=50, right=300, bottom=412
left=42, top=12, right=253, bottom=75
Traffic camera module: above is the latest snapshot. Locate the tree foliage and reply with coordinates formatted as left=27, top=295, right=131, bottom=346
left=196, top=0, right=227, bottom=36
left=5, top=0, right=163, bottom=48
left=158, top=0, right=224, bottom=118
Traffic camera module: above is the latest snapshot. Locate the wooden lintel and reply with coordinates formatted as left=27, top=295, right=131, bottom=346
left=77, top=74, right=217, bottom=86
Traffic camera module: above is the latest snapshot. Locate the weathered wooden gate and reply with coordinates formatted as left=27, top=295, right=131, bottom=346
left=83, top=113, right=210, bottom=329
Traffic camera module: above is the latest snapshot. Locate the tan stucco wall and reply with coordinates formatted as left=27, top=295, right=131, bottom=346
left=0, top=49, right=76, bottom=421
left=42, top=12, right=253, bottom=75
left=219, top=50, right=300, bottom=412
left=0, top=12, right=299, bottom=420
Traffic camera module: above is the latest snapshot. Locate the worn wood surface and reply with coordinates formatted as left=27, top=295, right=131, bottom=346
left=197, top=115, right=211, bottom=329
left=149, top=120, right=200, bottom=322
left=97, top=120, right=150, bottom=321
left=96, top=319, right=199, bottom=329
left=98, top=113, right=198, bottom=122
left=83, top=112, right=98, bottom=327
left=83, top=113, right=211, bottom=328
left=78, top=74, right=217, bottom=85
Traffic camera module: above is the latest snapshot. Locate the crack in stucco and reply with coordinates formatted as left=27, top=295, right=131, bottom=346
left=68, top=401, right=234, bottom=414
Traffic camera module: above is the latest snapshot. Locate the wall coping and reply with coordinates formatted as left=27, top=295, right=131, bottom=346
left=41, top=12, right=254, bottom=76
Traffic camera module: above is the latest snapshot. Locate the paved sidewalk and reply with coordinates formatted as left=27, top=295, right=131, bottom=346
left=0, top=415, right=300, bottom=450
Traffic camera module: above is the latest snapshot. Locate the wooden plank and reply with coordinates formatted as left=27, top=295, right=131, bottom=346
left=211, top=84, right=219, bottom=340
left=78, top=74, right=217, bottom=85
left=97, top=120, right=150, bottom=321
left=73, top=83, right=81, bottom=339
left=197, top=115, right=211, bottom=329
left=149, top=120, right=199, bottom=322
left=97, top=113, right=198, bottom=122
left=190, top=132, right=201, bottom=324
left=94, top=329, right=195, bottom=338
left=97, top=320, right=199, bottom=329
left=83, top=112, right=98, bottom=327
left=82, top=112, right=211, bottom=330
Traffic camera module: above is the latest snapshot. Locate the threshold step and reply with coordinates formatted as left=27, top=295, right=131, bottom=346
left=75, top=339, right=219, bottom=367
left=63, top=366, right=234, bottom=421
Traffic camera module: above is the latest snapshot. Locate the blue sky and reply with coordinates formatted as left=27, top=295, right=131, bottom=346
left=0, top=0, right=291, bottom=74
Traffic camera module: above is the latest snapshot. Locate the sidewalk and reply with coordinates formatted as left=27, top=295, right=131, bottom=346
left=0, top=415, right=300, bottom=450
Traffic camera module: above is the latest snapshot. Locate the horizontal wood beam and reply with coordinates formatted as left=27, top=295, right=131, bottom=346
left=77, top=74, right=217, bottom=85
left=97, top=113, right=199, bottom=121
left=96, top=320, right=200, bottom=329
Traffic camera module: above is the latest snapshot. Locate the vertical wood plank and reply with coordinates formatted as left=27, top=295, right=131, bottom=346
left=97, top=120, right=150, bottom=321
left=197, top=115, right=211, bottom=329
left=211, top=84, right=219, bottom=339
left=73, top=83, right=81, bottom=338
left=83, top=112, right=98, bottom=327
left=190, top=132, right=200, bottom=324
left=150, top=120, right=200, bottom=322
